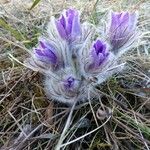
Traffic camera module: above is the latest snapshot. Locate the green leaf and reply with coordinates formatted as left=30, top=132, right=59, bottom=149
left=30, top=0, right=41, bottom=10
left=0, top=18, right=24, bottom=41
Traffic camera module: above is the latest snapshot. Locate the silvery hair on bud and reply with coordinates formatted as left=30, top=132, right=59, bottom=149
left=24, top=9, right=139, bottom=105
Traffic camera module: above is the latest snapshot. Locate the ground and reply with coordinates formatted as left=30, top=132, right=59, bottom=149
left=0, top=0, right=150, bottom=150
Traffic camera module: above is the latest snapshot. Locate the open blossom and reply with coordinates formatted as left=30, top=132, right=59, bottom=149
left=108, top=11, right=138, bottom=55
left=56, top=8, right=81, bottom=41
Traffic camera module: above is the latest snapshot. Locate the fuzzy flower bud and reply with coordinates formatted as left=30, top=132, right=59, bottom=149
left=63, top=76, right=75, bottom=89
left=25, top=9, right=139, bottom=105
left=108, top=11, right=138, bottom=55
left=56, top=8, right=81, bottom=41
left=34, top=39, right=57, bottom=64
left=25, top=38, right=63, bottom=73
left=87, top=40, right=110, bottom=71
left=44, top=68, right=84, bottom=105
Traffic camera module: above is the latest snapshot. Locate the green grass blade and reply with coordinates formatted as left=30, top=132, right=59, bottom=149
left=0, top=18, right=24, bottom=41
left=30, top=0, right=41, bottom=10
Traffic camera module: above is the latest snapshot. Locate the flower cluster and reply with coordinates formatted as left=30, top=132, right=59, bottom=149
left=25, top=9, right=138, bottom=105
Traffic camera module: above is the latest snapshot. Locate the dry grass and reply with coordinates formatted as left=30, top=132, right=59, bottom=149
left=0, top=0, right=150, bottom=149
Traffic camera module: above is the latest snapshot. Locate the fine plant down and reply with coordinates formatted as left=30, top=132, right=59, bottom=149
left=0, top=0, right=150, bottom=150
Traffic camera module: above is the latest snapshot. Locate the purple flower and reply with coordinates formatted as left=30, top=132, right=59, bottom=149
left=108, top=11, right=138, bottom=53
left=34, top=39, right=57, bottom=65
left=56, top=8, right=81, bottom=41
left=63, top=76, right=75, bottom=89
left=87, top=40, right=109, bottom=71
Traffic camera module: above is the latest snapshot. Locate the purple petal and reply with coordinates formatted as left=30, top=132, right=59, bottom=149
left=66, top=9, right=81, bottom=38
left=35, top=48, right=44, bottom=56
left=56, top=20, right=67, bottom=39
left=128, top=12, right=138, bottom=30
left=110, top=12, right=129, bottom=34
left=108, top=11, right=138, bottom=52
left=56, top=8, right=81, bottom=40
left=66, top=9, right=74, bottom=35
left=60, top=15, right=66, bottom=29
left=43, top=48, right=57, bottom=64
left=39, top=40, right=46, bottom=49
left=64, top=76, right=75, bottom=89
left=71, top=13, right=81, bottom=38
left=89, top=40, right=109, bottom=69
left=34, top=40, right=58, bottom=64
left=66, top=9, right=75, bottom=17
left=93, top=40, right=106, bottom=54
left=110, top=12, right=120, bottom=31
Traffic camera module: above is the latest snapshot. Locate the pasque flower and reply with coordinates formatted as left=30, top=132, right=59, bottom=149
left=108, top=11, right=138, bottom=55
left=24, top=38, right=64, bottom=73
left=25, top=9, right=139, bottom=105
left=44, top=68, right=83, bottom=105
left=34, top=39, right=57, bottom=64
left=64, top=76, right=75, bottom=89
left=56, top=9, right=81, bottom=41
left=87, top=40, right=110, bottom=71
